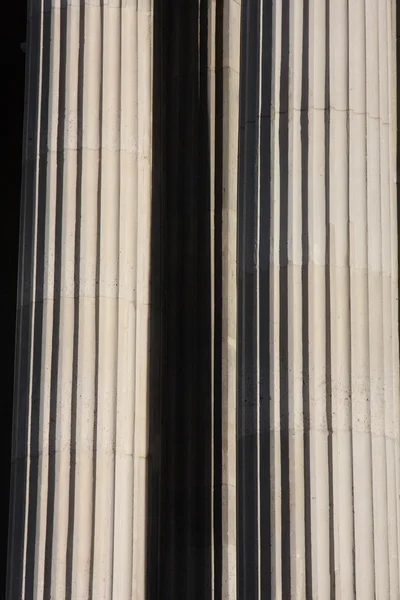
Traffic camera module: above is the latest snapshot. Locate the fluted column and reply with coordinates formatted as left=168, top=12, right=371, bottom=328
left=238, top=0, right=399, bottom=598
left=7, top=0, right=400, bottom=598
left=7, top=1, right=153, bottom=598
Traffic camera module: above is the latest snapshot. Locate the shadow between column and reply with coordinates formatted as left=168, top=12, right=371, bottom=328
left=146, top=1, right=213, bottom=598
left=1, top=0, right=27, bottom=595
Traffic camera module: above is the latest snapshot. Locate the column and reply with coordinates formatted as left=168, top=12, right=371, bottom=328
left=6, top=1, right=153, bottom=598
left=237, top=0, right=399, bottom=598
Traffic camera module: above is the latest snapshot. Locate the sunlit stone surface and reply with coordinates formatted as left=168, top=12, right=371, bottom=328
left=7, top=1, right=399, bottom=598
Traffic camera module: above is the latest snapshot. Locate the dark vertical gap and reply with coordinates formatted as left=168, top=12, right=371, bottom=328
left=25, top=4, right=52, bottom=598
left=182, top=2, right=198, bottom=593
left=65, top=2, right=85, bottom=597
left=259, top=0, right=273, bottom=597
left=147, top=1, right=212, bottom=598
left=300, top=0, right=312, bottom=598
left=237, top=0, right=261, bottom=597
left=1, top=0, right=26, bottom=591
left=166, top=2, right=183, bottom=595
left=346, top=1, right=356, bottom=592
left=161, top=1, right=181, bottom=594
left=279, top=0, right=290, bottom=595
left=213, top=0, right=224, bottom=597
left=41, top=2, right=64, bottom=597
left=324, top=1, right=336, bottom=598
left=197, top=2, right=212, bottom=598
left=3, top=1, right=29, bottom=597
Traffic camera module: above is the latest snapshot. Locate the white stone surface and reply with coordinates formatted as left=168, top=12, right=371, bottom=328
left=7, top=1, right=153, bottom=598
left=237, top=0, right=399, bottom=598
left=6, top=0, right=400, bottom=598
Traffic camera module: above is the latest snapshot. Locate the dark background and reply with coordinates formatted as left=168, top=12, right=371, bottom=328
left=0, top=0, right=27, bottom=594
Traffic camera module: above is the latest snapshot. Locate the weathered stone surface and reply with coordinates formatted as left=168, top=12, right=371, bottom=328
left=6, top=0, right=399, bottom=598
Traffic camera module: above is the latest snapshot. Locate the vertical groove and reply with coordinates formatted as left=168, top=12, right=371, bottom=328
left=211, top=0, right=219, bottom=595
left=256, top=0, right=263, bottom=591
left=278, top=0, right=291, bottom=596
left=44, top=2, right=69, bottom=596
left=324, top=1, right=335, bottom=596
left=348, top=0, right=375, bottom=596
left=259, top=0, right=273, bottom=597
left=270, top=1, right=282, bottom=595
left=300, top=0, right=311, bottom=595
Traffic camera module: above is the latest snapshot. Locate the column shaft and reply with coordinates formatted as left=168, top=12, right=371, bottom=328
left=237, top=0, right=399, bottom=598
left=7, top=1, right=153, bottom=598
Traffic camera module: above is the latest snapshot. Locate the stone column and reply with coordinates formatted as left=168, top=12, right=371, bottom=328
left=6, top=0, right=400, bottom=598
left=237, top=0, right=399, bottom=598
left=6, top=1, right=153, bottom=598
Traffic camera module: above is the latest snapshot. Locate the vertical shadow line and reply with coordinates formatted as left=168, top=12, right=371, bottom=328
left=41, top=4, right=61, bottom=596
left=65, top=1, right=85, bottom=597
left=236, top=2, right=247, bottom=598
left=324, top=0, right=336, bottom=597
left=213, top=0, right=223, bottom=596
left=197, top=4, right=212, bottom=597
left=300, top=0, right=312, bottom=598
left=259, top=0, right=273, bottom=597
left=278, top=0, right=290, bottom=595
